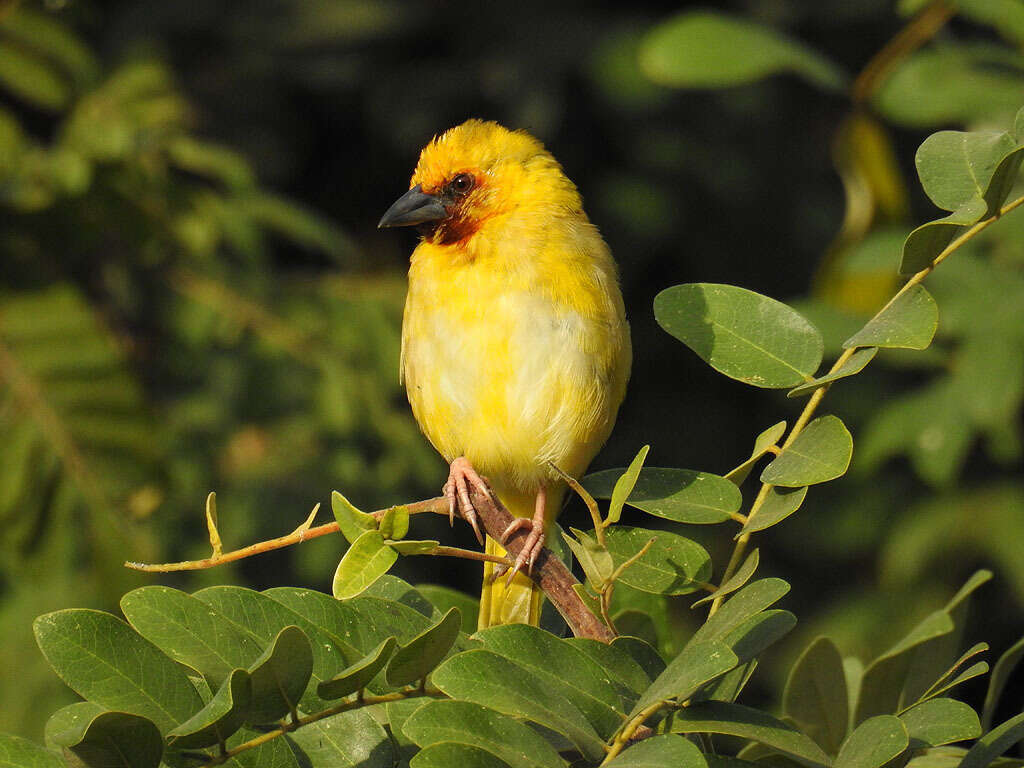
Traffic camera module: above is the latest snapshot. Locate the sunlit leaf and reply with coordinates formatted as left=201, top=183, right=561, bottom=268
left=655, top=283, right=823, bottom=388
left=740, top=487, right=808, bottom=534
left=332, top=530, right=398, bottom=599
left=834, top=716, right=909, bottom=768
left=761, top=416, right=853, bottom=486
left=331, top=490, right=377, bottom=545
left=900, top=698, right=981, bottom=748
left=603, top=526, right=711, bottom=595
left=788, top=348, right=877, bottom=397
left=725, top=422, right=787, bottom=485
left=583, top=468, right=741, bottom=524
left=607, top=445, right=650, bottom=525
left=692, top=550, right=759, bottom=609
left=632, top=640, right=738, bottom=714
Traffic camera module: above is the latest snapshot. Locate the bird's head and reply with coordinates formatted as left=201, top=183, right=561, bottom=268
left=378, top=119, right=580, bottom=246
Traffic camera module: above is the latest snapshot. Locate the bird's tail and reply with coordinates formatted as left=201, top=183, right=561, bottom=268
left=478, top=489, right=545, bottom=628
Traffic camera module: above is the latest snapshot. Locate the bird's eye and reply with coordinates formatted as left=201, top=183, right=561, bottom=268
left=450, top=173, right=475, bottom=195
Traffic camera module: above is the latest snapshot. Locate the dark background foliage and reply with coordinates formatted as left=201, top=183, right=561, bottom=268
left=1, top=0, right=1022, bottom=742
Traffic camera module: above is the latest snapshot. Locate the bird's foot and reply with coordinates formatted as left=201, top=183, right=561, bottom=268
left=442, top=456, right=487, bottom=545
left=501, top=498, right=546, bottom=583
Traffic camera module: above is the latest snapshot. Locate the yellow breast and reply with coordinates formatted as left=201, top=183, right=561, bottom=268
left=401, top=210, right=630, bottom=493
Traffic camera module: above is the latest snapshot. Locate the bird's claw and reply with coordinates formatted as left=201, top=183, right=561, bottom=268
left=501, top=517, right=545, bottom=585
left=443, top=457, right=487, bottom=545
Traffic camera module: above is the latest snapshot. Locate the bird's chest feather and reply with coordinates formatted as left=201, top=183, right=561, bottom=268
left=402, top=255, right=615, bottom=485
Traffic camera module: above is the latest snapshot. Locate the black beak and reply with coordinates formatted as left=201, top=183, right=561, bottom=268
left=378, top=184, right=448, bottom=228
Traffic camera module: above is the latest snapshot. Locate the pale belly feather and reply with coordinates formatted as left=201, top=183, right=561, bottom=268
left=403, top=289, right=618, bottom=493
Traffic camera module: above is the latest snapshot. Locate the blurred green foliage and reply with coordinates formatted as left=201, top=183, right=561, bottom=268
left=1, top=0, right=1023, bottom=746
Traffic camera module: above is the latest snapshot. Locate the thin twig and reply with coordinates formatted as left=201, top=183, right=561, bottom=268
left=550, top=461, right=606, bottom=547
left=709, top=194, right=1024, bottom=615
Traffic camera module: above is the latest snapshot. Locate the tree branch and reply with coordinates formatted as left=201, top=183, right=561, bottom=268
left=127, top=485, right=616, bottom=642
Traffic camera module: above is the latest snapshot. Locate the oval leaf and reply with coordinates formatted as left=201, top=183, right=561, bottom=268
left=725, top=422, right=787, bottom=485
left=914, top=129, right=1017, bottom=212
left=671, top=701, right=831, bottom=767
left=0, top=734, right=66, bottom=768
left=693, top=578, right=791, bottom=645
left=741, top=487, right=808, bottom=534
left=788, top=347, right=877, bottom=397
left=655, top=283, right=824, bottom=388
left=67, top=711, right=163, bottom=768
left=760, top=415, right=852, bottom=487
left=333, top=530, right=398, bottom=599
left=246, top=625, right=313, bottom=724
left=900, top=698, right=981, bottom=748
left=386, top=607, right=462, bottom=687
left=834, top=715, right=909, bottom=768
left=603, top=526, right=711, bottom=595
left=783, top=637, right=849, bottom=755
left=318, top=637, right=396, bottom=700
left=33, top=609, right=202, bottom=734
left=167, top=668, right=252, bottom=750
left=605, top=734, right=708, bottom=768
left=431, top=649, right=605, bottom=761
left=633, top=640, right=738, bottom=715
left=402, top=700, right=565, bottom=768
left=843, top=285, right=938, bottom=350
left=639, top=11, right=845, bottom=91
left=331, top=490, right=377, bottom=545
left=584, top=468, right=741, bottom=524
left=411, top=743, right=513, bottom=768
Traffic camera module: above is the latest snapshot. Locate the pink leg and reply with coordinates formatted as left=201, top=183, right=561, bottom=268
left=501, top=486, right=547, bottom=583
left=442, top=456, right=487, bottom=545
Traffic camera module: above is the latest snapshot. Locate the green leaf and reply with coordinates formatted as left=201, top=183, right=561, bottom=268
left=379, top=505, right=410, bottom=540
left=120, top=586, right=263, bottom=686
left=784, top=637, right=850, bottom=755
left=33, top=609, right=203, bottom=734
left=654, top=283, right=824, bottom=388
left=692, top=550, right=760, bottom=609
left=603, top=526, right=711, bottom=595
left=333, top=530, right=399, bottom=599
left=613, top=636, right=667, bottom=685
left=411, top=744, right=514, bottom=768
left=0, top=734, right=64, bottom=768
left=45, top=702, right=104, bottom=750
left=914, top=129, right=1018, bottom=213
left=900, top=199, right=988, bottom=274
left=961, top=711, right=1024, bottom=768
left=788, top=348, right=878, bottom=397
left=605, top=734, right=708, bottom=768
left=873, top=46, right=1024, bottom=128
left=361, top=575, right=435, bottom=618
left=389, top=539, right=440, bottom=555
left=61, top=711, right=164, bottom=768
left=475, top=624, right=626, bottom=739
left=286, top=709, right=394, bottom=768
left=632, top=640, right=738, bottom=715
left=984, top=634, right=1024, bottom=729
left=386, top=607, right=462, bottom=687
left=583, top=468, right=741, bottom=524
left=900, top=698, right=981, bottom=748
left=402, top=700, right=566, bottom=768
left=431, top=649, right=606, bottom=761
left=726, top=610, right=796, bottom=664
left=917, top=643, right=989, bottom=705
left=167, top=668, right=252, bottom=750
left=245, top=626, right=313, bottom=724
left=760, top=416, right=853, bottom=487
left=953, top=0, right=1024, bottom=44
left=565, top=638, right=654, bottom=711
left=0, top=41, right=70, bottom=109
left=692, top=578, right=791, bottom=646
left=418, top=585, right=480, bottom=634
left=740, top=487, right=808, bottom=535
left=726, top=422, right=787, bottom=485
left=923, top=662, right=989, bottom=702
left=639, top=11, right=845, bottom=91
left=194, top=586, right=359, bottom=711
left=670, top=701, right=831, bottom=766
left=563, top=528, right=614, bottom=589
left=835, top=715, right=909, bottom=768
left=317, top=637, right=396, bottom=700
left=331, top=490, right=377, bottom=545
left=607, top=445, right=650, bottom=525
left=845, top=285, right=939, bottom=351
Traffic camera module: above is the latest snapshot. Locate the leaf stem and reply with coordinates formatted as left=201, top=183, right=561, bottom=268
left=196, top=688, right=444, bottom=767
left=550, top=462, right=607, bottom=547
left=709, top=193, right=1024, bottom=615
left=602, top=700, right=674, bottom=764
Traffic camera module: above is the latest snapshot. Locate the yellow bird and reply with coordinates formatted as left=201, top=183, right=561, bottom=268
left=379, top=120, right=631, bottom=628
